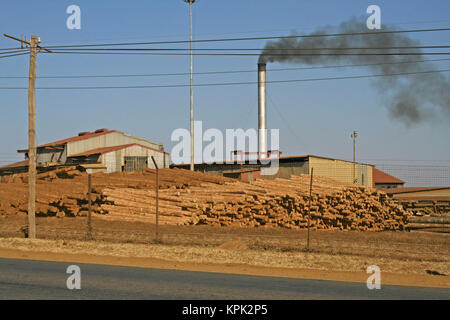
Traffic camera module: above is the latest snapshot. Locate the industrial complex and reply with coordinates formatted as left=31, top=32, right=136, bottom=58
left=0, top=129, right=169, bottom=175
left=0, top=62, right=407, bottom=189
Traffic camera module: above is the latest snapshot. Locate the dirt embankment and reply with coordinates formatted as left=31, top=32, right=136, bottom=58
left=0, top=234, right=448, bottom=289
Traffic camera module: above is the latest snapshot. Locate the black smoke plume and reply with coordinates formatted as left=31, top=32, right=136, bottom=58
left=259, top=18, right=450, bottom=125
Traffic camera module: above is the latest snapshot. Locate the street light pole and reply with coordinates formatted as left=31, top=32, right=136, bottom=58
left=351, top=131, right=358, bottom=184
left=184, top=0, right=196, bottom=171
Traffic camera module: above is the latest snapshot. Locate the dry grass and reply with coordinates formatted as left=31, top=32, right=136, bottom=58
left=0, top=215, right=449, bottom=276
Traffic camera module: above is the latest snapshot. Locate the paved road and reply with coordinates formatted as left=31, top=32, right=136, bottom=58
left=0, top=258, right=448, bottom=299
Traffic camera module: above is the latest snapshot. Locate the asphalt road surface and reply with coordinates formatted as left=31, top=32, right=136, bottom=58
left=0, top=258, right=448, bottom=300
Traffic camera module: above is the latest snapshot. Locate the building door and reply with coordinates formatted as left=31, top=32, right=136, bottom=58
left=124, top=156, right=148, bottom=172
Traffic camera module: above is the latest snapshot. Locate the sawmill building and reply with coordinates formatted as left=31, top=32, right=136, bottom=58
left=0, top=128, right=169, bottom=175
left=172, top=155, right=376, bottom=188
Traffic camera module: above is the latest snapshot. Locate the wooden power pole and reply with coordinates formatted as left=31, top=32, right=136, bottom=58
left=4, top=34, right=51, bottom=239
left=27, top=35, right=38, bottom=239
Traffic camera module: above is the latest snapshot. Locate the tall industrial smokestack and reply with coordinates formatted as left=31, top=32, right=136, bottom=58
left=258, top=63, right=267, bottom=158
left=258, top=18, right=450, bottom=126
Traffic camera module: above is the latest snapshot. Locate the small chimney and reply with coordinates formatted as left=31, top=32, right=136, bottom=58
left=258, top=63, right=267, bottom=158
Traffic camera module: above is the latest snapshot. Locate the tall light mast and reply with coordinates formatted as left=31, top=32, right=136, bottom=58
left=184, top=0, right=196, bottom=171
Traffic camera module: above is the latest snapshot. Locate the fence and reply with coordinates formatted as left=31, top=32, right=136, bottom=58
left=0, top=163, right=449, bottom=246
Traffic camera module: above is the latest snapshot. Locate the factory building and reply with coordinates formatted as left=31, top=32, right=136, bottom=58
left=172, top=155, right=375, bottom=187
left=372, top=167, right=405, bottom=189
left=0, top=128, right=169, bottom=175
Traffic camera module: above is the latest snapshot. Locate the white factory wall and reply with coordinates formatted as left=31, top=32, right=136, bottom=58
left=67, top=132, right=162, bottom=156
left=103, top=152, right=117, bottom=173
left=101, top=145, right=168, bottom=172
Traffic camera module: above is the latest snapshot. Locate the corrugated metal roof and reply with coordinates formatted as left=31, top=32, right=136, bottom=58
left=382, top=186, right=450, bottom=194
left=17, top=129, right=123, bottom=152
left=69, top=143, right=168, bottom=157
left=172, top=154, right=373, bottom=167
left=0, top=160, right=28, bottom=170
left=372, top=167, right=405, bottom=184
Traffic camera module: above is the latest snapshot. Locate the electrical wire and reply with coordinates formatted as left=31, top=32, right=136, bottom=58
left=38, top=19, right=450, bottom=45
left=44, top=51, right=450, bottom=56
left=0, top=49, right=28, bottom=55
left=267, top=92, right=306, bottom=148
left=0, top=52, right=29, bottom=59
left=40, top=27, right=450, bottom=49
left=0, top=47, right=28, bottom=51
left=0, top=68, right=448, bottom=90
left=45, top=45, right=450, bottom=51
left=1, top=27, right=449, bottom=51
left=1, top=58, right=449, bottom=79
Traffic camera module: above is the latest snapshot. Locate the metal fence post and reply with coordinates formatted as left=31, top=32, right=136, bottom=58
left=151, top=156, right=159, bottom=242
left=307, top=167, right=314, bottom=251
left=87, top=173, right=93, bottom=240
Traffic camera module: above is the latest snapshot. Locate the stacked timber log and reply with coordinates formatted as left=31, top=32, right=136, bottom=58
left=0, top=167, right=409, bottom=231
left=0, top=167, right=232, bottom=218
left=397, top=199, right=450, bottom=215
left=406, top=214, right=450, bottom=232
left=98, top=174, right=408, bottom=231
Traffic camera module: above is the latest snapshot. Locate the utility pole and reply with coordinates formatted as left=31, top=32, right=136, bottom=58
left=184, top=0, right=196, bottom=171
left=4, top=34, right=51, bottom=239
left=351, top=131, right=358, bottom=184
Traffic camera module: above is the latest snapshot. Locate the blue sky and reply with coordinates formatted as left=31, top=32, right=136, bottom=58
left=0, top=0, right=449, bottom=185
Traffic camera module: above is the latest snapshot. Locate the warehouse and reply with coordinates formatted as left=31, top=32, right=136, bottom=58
left=171, top=63, right=377, bottom=187
left=372, top=167, right=405, bottom=189
left=172, top=154, right=375, bottom=187
left=382, top=186, right=450, bottom=214
left=67, top=143, right=169, bottom=173
left=384, top=186, right=450, bottom=200
left=0, top=128, right=169, bottom=175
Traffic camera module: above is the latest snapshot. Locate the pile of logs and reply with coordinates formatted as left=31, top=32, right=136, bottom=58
left=406, top=214, right=450, bottom=233
left=98, top=174, right=408, bottom=231
left=0, top=167, right=409, bottom=231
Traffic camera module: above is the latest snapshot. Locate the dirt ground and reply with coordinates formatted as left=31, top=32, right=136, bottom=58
left=0, top=215, right=448, bottom=288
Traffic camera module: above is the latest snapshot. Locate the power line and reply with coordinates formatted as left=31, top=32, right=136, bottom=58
left=1, top=26, right=449, bottom=51
left=0, top=52, right=29, bottom=59
left=39, top=27, right=450, bottom=49
left=0, top=47, right=29, bottom=51
left=44, top=45, right=450, bottom=51
left=0, top=49, right=29, bottom=55
left=44, top=51, right=450, bottom=56
left=2, top=58, right=449, bottom=79
left=361, top=159, right=450, bottom=162
left=0, top=68, right=448, bottom=90
left=267, top=92, right=306, bottom=148
left=36, top=19, right=450, bottom=45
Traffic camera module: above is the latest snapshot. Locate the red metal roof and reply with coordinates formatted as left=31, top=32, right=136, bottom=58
left=69, top=143, right=168, bottom=157
left=38, top=129, right=122, bottom=148
left=18, top=129, right=123, bottom=152
left=372, top=167, right=405, bottom=185
left=0, top=160, right=28, bottom=170
left=381, top=186, right=450, bottom=194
